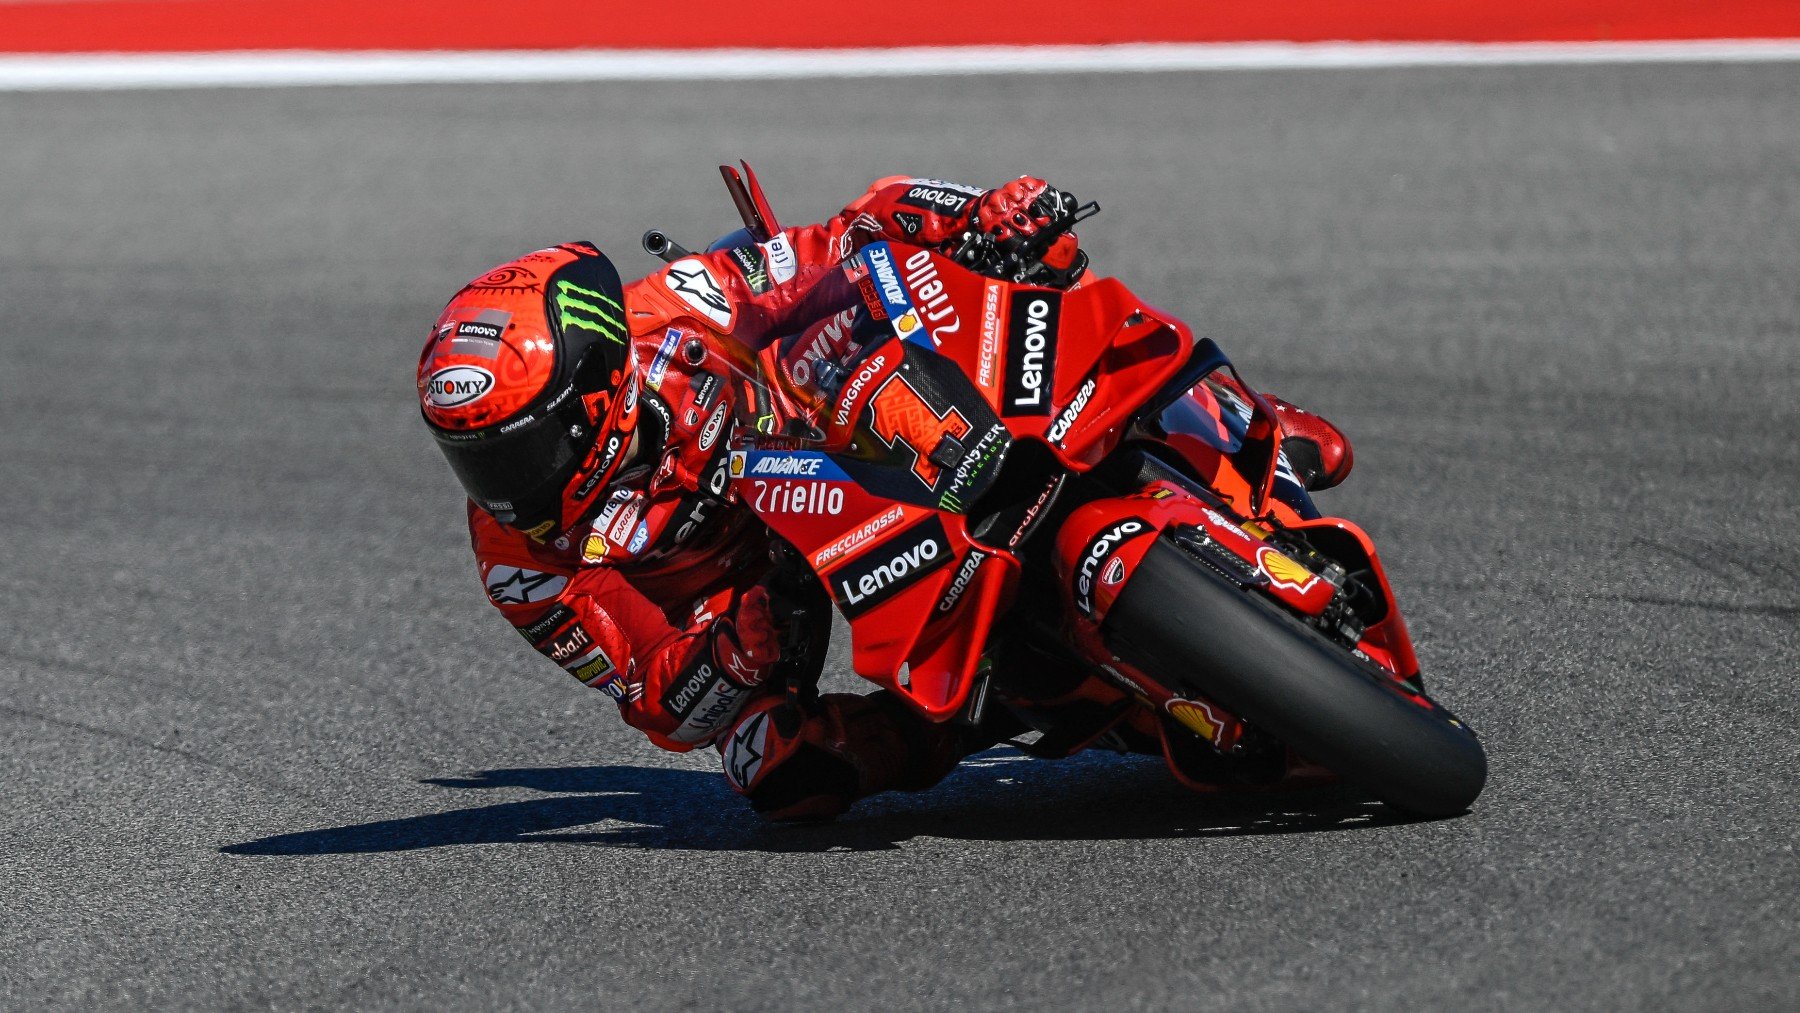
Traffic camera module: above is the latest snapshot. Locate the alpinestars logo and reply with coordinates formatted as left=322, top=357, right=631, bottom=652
left=485, top=566, right=567, bottom=606
left=723, top=710, right=770, bottom=791
left=665, top=259, right=732, bottom=329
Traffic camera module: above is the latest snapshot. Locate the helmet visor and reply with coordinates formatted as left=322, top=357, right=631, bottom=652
left=431, top=387, right=593, bottom=516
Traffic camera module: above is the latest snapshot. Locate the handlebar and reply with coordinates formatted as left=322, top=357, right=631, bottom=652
left=641, top=229, right=692, bottom=264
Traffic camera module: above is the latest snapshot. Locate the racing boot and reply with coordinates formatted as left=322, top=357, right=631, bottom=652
left=1270, top=396, right=1354, bottom=491
left=720, top=691, right=968, bottom=822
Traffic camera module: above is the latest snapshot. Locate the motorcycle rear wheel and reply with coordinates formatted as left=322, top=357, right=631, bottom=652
left=1105, top=536, right=1488, bottom=816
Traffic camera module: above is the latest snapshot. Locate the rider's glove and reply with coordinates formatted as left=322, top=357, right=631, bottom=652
left=975, top=177, right=1077, bottom=248
left=971, top=177, right=1089, bottom=286
left=712, top=585, right=782, bottom=688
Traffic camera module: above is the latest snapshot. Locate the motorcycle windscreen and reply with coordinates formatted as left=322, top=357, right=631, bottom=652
left=1156, top=370, right=1320, bottom=520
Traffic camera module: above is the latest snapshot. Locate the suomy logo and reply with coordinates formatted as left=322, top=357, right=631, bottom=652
left=425, top=365, right=495, bottom=409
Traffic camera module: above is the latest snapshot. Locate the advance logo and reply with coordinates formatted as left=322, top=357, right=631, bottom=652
left=830, top=516, right=952, bottom=618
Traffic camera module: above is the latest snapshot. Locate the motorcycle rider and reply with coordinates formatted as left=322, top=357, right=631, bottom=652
left=417, top=174, right=1355, bottom=821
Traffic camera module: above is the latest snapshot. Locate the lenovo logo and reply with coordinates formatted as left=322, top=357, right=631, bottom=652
left=1002, top=293, right=1059, bottom=415
left=831, top=516, right=952, bottom=618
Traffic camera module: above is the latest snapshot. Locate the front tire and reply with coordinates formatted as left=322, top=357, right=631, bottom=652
left=1104, top=536, right=1487, bottom=816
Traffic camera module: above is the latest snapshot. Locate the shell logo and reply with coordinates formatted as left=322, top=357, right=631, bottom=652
left=580, top=533, right=608, bottom=564
left=1166, top=698, right=1225, bottom=743
left=1256, top=544, right=1318, bottom=593
left=729, top=451, right=746, bottom=477
left=894, top=310, right=921, bottom=335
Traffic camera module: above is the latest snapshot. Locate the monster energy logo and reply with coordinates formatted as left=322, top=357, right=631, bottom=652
left=938, top=425, right=1007, bottom=513
left=554, top=279, right=625, bottom=344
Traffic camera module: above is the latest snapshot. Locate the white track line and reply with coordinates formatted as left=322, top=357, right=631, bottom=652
left=3, top=40, right=1800, bottom=91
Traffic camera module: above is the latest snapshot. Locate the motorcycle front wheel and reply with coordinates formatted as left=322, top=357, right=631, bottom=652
left=1104, top=535, right=1488, bottom=816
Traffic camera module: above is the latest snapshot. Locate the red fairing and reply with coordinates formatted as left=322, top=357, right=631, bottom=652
left=729, top=447, right=1020, bottom=720
left=870, top=247, right=1192, bottom=468
left=719, top=246, right=1200, bottom=719
left=1283, top=516, right=1421, bottom=679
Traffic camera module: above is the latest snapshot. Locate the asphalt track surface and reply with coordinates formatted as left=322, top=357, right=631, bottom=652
left=3, top=65, right=1796, bottom=1009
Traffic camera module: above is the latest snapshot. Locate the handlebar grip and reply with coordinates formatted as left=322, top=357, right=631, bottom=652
left=641, top=229, right=692, bottom=264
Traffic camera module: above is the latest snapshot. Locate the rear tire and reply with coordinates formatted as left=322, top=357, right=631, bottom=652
left=1105, top=537, right=1487, bottom=816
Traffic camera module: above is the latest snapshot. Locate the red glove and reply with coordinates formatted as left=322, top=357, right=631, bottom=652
left=976, top=177, right=1080, bottom=261
left=971, top=177, right=1086, bottom=282
left=855, top=176, right=1086, bottom=285
left=713, top=586, right=782, bottom=687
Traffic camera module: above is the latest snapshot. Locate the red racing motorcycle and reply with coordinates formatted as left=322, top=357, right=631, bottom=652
left=665, top=165, right=1486, bottom=817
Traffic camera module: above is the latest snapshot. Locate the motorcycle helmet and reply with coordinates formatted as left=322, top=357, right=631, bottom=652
left=418, top=243, right=641, bottom=541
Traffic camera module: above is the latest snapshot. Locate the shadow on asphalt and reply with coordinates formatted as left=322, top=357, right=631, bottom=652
left=223, top=748, right=1444, bottom=855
